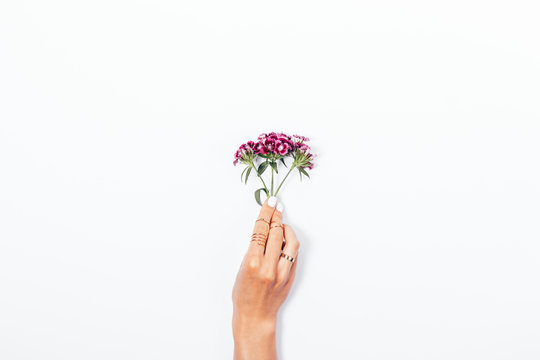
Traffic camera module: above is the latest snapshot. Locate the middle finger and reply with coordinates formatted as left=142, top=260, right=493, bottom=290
left=264, top=204, right=284, bottom=262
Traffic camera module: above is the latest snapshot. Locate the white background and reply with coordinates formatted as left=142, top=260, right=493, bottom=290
left=1, top=1, right=539, bottom=359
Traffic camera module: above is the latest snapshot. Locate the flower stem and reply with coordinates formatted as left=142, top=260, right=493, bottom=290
left=252, top=163, right=269, bottom=194
left=271, top=166, right=274, bottom=196
left=274, top=164, right=295, bottom=196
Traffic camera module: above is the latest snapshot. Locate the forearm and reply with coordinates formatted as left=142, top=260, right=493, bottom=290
left=233, top=315, right=277, bottom=360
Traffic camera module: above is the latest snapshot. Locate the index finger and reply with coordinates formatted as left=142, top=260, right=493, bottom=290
left=247, top=196, right=278, bottom=256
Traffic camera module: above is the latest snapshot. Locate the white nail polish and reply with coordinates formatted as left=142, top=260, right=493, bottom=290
left=267, top=196, right=277, bottom=207
left=276, top=203, right=284, bottom=212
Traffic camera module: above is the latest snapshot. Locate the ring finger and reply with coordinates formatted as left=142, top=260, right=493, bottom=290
left=277, top=224, right=300, bottom=281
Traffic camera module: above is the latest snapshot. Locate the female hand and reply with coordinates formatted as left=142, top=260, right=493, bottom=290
left=232, top=196, right=300, bottom=360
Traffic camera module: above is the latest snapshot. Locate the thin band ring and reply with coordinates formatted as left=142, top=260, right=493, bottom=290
left=256, top=218, right=270, bottom=226
left=270, top=223, right=284, bottom=230
left=251, top=233, right=267, bottom=246
left=280, top=253, right=295, bottom=263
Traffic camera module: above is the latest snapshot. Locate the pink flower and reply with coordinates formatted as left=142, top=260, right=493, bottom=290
left=255, top=132, right=298, bottom=155
left=233, top=142, right=257, bottom=165
left=255, top=141, right=268, bottom=155
left=275, top=140, right=290, bottom=155
left=293, top=134, right=310, bottom=142
left=234, top=132, right=315, bottom=204
left=296, top=142, right=311, bottom=152
left=277, top=132, right=292, bottom=140
left=264, top=138, right=276, bottom=152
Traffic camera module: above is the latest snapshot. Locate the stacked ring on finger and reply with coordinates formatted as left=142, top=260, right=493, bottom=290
left=251, top=232, right=267, bottom=247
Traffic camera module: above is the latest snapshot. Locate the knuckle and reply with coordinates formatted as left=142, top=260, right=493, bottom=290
left=269, top=227, right=283, bottom=236
left=259, top=268, right=276, bottom=283
left=276, top=273, right=287, bottom=286
left=246, top=257, right=260, bottom=271
left=288, top=238, right=300, bottom=251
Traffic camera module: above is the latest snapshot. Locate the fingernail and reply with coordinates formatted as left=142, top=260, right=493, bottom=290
left=276, top=203, right=284, bottom=212
left=267, top=196, right=277, bottom=207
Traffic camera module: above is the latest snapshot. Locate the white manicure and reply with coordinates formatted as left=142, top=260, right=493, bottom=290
left=276, top=203, right=284, bottom=212
left=267, top=196, right=277, bottom=207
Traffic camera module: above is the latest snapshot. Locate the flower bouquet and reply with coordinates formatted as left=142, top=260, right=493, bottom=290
left=234, top=132, right=315, bottom=205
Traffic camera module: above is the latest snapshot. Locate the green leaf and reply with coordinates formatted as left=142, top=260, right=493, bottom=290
left=299, top=167, right=310, bottom=178
left=280, top=158, right=288, bottom=168
left=270, top=161, right=278, bottom=173
left=298, top=167, right=303, bottom=181
left=244, top=167, right=252, bottom=184
left=254, top=188, right=269, bottom=206
left=240, top=166, right=248, bottom=182
left=257, top=162, right=269, bottom=175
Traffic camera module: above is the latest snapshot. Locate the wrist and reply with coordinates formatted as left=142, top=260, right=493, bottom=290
left=233, top=313, right=277, bottom=340
left=233, top=314, right=277, bottom=360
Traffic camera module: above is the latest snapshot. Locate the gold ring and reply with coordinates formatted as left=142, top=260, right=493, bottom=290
left=256, top=218, right=270, bottom=226
left=251, top=233, right=267, bottom=246
left=280, top=253, right=295, bottom=263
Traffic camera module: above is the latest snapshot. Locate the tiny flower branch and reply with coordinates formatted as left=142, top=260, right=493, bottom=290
left=234, top=132, right=315, bottom=205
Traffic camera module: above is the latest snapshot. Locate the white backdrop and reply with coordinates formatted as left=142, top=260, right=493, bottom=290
left=1, top=1, right=540, bottom=359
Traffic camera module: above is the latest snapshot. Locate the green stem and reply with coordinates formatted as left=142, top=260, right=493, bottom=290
left=252, top=163, right=269, bottom=194
left=271, top=166, right=274, bottom=196
left=274, top=164, right=295, bottom=196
